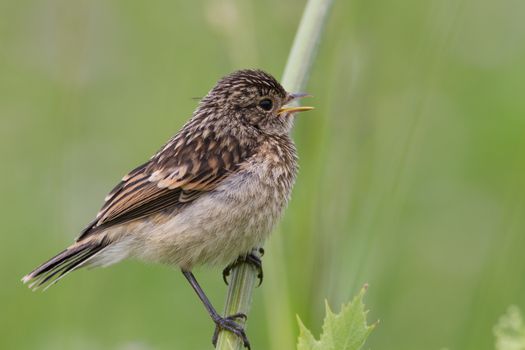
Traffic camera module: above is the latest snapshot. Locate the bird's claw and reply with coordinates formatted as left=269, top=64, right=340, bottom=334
left=222, top=248, right=264, bottom=286
left=212, top=313, right=250, bottom=349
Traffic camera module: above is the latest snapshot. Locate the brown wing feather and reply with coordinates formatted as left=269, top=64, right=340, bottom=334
left=77, top=127, right=251, bottom=241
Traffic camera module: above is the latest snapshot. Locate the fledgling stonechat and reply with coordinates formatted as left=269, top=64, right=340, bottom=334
left=23, top=69, right=313, bottom=348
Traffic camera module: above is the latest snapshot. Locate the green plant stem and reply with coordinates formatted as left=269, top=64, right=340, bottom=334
left=215, top=0, right=334, bottom=349
left=281, top=0, right=334, bottom=93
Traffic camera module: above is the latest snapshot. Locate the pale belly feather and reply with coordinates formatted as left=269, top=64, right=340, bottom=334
left=130, top=162, right=290, bottom=270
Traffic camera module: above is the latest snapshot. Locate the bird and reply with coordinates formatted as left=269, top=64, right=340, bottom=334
left=22, top=69, right=313, bottom=349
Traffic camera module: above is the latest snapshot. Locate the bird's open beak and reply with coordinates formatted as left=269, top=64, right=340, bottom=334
left=278, top=93, right=314, bottom=116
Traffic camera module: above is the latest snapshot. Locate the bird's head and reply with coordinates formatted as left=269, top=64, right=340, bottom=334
left=197, top=69, right=313, bottom=136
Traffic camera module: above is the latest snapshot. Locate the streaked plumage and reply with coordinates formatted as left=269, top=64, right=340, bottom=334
left=23, top=69, right=311, bottom=289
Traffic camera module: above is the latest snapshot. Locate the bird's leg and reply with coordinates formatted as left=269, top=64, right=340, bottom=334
left=181, top=270, right=251, bottom=349
left=222, top=247, right=264, bottom=286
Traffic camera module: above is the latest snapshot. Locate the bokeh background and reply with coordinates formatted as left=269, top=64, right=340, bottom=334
left=2, top=0, right=525, bottom=349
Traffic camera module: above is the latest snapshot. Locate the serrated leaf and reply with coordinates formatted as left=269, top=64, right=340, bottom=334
left=494, top=306, right=525, bottom=350
left=297, top=286, right=376, bottom=350
left=298, top=317, right=322, bottom=350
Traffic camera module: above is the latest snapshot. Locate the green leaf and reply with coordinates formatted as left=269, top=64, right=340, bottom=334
left=494, top=306, right=525, bottom=350
left=297, top=286, right=376, bottom=350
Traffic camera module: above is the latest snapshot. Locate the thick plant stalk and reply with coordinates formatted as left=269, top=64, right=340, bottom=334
left=215, top=0, right=334, bottom=349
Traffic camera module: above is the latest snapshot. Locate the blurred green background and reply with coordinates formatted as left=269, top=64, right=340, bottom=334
left=2, top=0, right=525, bottom=349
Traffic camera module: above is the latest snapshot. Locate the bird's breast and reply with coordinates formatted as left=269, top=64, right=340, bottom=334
left=133, top=138, right=298, bottom=269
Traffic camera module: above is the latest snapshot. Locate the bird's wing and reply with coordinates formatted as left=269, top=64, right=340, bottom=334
left=77, top=129, right=251, bottom=241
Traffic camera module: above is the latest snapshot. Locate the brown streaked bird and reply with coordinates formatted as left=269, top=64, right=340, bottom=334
left=22, top=69, right=313, bottom=349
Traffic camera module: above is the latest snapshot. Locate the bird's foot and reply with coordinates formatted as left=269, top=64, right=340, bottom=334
left=222, top=248, right=264, bottom=286
left=212, top=313, right=250, bottom=349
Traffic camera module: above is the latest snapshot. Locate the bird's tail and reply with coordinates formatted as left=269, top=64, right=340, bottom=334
left=22, top=238, right=110, bottom=291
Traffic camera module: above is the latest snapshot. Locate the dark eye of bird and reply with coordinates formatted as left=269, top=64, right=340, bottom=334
left=258, top=98, right=273, bottom=111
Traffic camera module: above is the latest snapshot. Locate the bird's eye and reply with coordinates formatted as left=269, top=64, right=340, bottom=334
left=258, top=98, right=273, bottom=111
